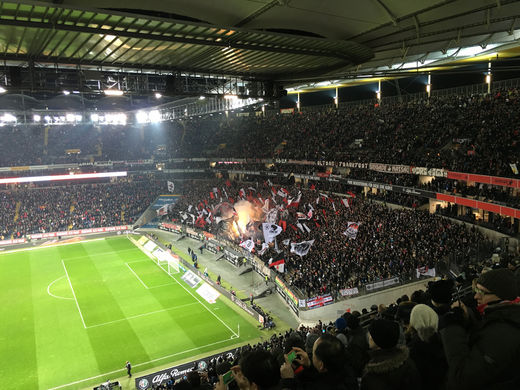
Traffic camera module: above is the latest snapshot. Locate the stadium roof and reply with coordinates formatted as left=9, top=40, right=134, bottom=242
left=1, top=0, right=520, bottom=85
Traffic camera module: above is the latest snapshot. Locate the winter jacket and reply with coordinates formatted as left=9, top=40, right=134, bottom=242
left=440, top=301, right=520, bottom=390
left=360, top=345, right=422, bottom=390
left=408, top=332, right=448, bottom=390
left=280, top=363, right=358, bottom=390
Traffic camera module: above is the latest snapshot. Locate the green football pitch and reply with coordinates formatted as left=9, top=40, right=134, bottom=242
left=0, top=236, right=262, bottom=390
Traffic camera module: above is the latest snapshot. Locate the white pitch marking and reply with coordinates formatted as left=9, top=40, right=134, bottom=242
left=128, top=237, right=239, bottom=338
left=61, top=260, right=87, bottom=329
left=85, top=301, right=199, bottom=329
left=148, top=282, right=176, bottom=289
left=46, top=276, right=74, bottom=300
left=125, top=262, right=149, bottom=289
left=47, top=337, right=238, bottom=390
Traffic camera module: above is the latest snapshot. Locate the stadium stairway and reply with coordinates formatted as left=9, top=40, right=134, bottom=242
left=13, top=201, right=21, bottom=222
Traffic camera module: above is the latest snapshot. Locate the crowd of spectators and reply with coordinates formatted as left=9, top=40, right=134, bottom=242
left=0, top=176, right=165, bottom=238
left=1, top=89, right=520, bottom=180
left=167, top=180, right=490, bottom=298
left=146, top=262, right=520, bottom=390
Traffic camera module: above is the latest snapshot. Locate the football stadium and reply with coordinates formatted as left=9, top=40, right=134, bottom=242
left=1, top=1, right=520, bottom=390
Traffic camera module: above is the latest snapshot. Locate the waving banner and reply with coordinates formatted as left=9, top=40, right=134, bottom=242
left=239, top=239, right=255, bottom=252
left=290, top=239, right=315, bottom=257
left=343, top=222, right=361, bottom=239
left=262, top=223, right=282, bottom=243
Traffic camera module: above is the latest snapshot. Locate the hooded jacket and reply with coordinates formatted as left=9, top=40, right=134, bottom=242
left=440, top=301, right=520, bottom=390
left=360, top=345, right=422, bottom=390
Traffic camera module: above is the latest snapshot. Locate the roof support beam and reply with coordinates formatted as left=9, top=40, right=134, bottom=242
left=374, top=0, right=398, bottom=27
left=0, top=18, right=352, bottom=61
left=234, top=0, right=279, bottom=27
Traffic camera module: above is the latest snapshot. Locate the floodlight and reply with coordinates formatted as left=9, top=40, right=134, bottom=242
left=33, top=114, right=41, bottom=122
left=155, top=92, right=162, bottom=99
left=199, top=96, right=206, bottom=100
left=149, top=110, right=161, bottom=123
left=136, top=111, right=148, bottom=124
left=104, top=89, right=124, bottom=96
left=63, top=90, right=70, bottom=95
left=0, top=86, right=6, bottom=93
left=91, top=113, right=99, bottom=122
left=1, top=113, right=17, bottom=122
left=66, top=113, right=75, bottom=122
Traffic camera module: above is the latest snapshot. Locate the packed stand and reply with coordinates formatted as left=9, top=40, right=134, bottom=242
left=167, top=180, right=489, bottom=298
left=0, top=177, right=165, bottom=238
left=146, top=262, right=520, bottom=390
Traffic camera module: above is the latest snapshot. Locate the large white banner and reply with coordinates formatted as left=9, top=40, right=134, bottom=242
left=290, top=239, right=315, bottom=256
left=262, top=223, right=282, bottom=243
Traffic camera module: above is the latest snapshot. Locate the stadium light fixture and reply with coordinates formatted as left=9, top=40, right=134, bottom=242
left=0, top=86, right=7, bottom=93
left=104, top=89, right=124, bottom=96
left=33, top=114, right=41, bottom=122
left=1, top=113, right=17, bottom=122
left=149, top=110, right=161, bottom=123
left=136, top=111, right=148, bottom=124
left=199, top=96, right=206, bottom=100
left=66, top=113, right=75, bottom=122
left=90, top=113, right=99, bottom=122
left=155, top=92, right=162, bottom=99
left=63, top=90, right=70, bottom=95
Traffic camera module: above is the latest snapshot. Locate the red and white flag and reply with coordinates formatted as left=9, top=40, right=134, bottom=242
left=269, top=258, right=285, bottom=273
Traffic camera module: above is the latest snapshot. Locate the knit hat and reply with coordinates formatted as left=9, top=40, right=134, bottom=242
left=410, top=304, right=438, bottom=342
left=344, top=313, right=360, bottom=330
left=477, top=268, right=518, bottom=301
left=334, top=317, right=347, bottom=331
left=428, top=279, right=455, bottom=305
left=368, top=319, right=400, bottom=349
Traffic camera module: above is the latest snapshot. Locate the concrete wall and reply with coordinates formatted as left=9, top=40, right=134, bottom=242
left=296, top=279, right=433, bottom=324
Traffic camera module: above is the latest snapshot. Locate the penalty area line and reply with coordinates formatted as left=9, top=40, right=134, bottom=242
left=125, top=262, right=149, bottom=289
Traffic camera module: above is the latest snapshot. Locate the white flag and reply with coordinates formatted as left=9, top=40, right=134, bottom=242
left=282, top=239, right=290, bottom=246
left=264, top=208, right=278, bottom=224
left=262, top=223, right=282, bottom=243
left=290, top=240, right=315, bottom=256
left=157, top=204, right=170, bottom=216
left=167, top=181, right=175, bottom=193
left=341, top=198, right=350, bottom=208
left=240, top=239, right=255, bottom=252
left=296, top=222, right=305, bottom=233
left=343, top=222, right=361, bottom=240
left=258, top=242, right=269, bottom=256
left=416, top=267, right=436, bottom=278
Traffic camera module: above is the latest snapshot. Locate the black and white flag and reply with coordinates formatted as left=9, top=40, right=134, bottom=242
left=290, top=239, right=315, bottom=257
left=240, top=239, right=255, bottom=252
left=167, top=181, right=175, bottom=193
left=262, top=223, right=283, bottom=243
left=343, top=222, right=361, bottom=239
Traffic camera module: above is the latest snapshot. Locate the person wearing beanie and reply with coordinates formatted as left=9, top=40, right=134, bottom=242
left=428, top=279, right=455, bottom=316
left=440, top=268, right=520, bottom=390
left=407, top=304, right=448, bottom=390
left=334, top=317, right=348, bottom=347
left=360, top=319, right=421, bottom=390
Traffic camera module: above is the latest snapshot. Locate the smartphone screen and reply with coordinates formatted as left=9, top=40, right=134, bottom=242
left=287, top=350, right=297, bottom=363
left=223, top=370, right=234, bottom=385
